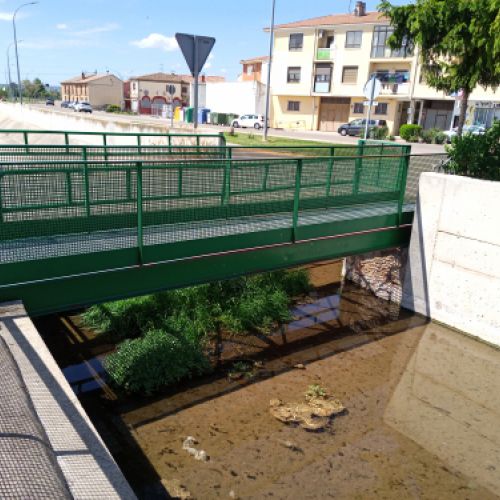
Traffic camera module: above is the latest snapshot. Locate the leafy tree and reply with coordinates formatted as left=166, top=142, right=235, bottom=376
left=379, top=0, right=500, bottom=135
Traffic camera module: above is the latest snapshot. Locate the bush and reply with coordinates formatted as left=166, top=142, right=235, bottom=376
left=399, top=124, right=422, bottom=141
left=105, top=329, right=211, bottom=394
left=446, top=121, right=500, bottom=181
left=369, top=125, right=389, bottom=140
left=106, top=104, right=122, bottom=113
left=421, top=128, right=447, bottom=144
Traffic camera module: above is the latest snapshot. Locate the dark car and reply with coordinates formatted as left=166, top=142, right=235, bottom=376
left=45, top=98, right=55, bottom=106
left=61, top=100, right=71, bottom=108
left=337, top=119, right=387, bottom=136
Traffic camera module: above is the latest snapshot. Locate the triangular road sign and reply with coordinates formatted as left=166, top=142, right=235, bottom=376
left=175, top=33, right=216, bottom=76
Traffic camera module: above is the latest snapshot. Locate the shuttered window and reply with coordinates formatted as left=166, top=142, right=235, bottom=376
left=342, top=66, right=358, bottom=84
left=353, top=102, right=364, bottom=114
left=287, top=101, right=300, bottom=112
left=287, top=67, right=301, bottom=83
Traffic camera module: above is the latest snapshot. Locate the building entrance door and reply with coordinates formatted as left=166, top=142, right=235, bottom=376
left=319, top=97, right=350, bottom=132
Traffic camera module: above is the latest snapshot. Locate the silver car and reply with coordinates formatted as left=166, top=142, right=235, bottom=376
left=74, top=101, right=93, bottom=113
left=444, top=124, right=486, bottom=143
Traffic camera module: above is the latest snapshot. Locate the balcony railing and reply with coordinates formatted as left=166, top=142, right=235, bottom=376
left=313, top=81, right=331, bottom=93
left=379, top=82, right=410, bottom=96
left=316, top=48, right=334, bottom=60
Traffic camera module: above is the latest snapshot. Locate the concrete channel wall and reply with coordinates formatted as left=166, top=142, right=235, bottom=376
left=346, top=173, right=500, bottom=347
left=0, top=302, right=137, bottom=500
left=0, top=103, right=221, bottom=146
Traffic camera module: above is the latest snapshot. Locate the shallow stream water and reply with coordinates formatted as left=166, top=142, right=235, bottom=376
left=35, top=261, right=500, bottom=499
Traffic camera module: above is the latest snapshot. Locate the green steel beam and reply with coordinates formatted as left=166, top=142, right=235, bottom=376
left=0, top=225, right=411, bottom=316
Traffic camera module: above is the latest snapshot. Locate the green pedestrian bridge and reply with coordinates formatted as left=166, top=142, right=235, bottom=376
left=0, top=129, right=446, bottom=315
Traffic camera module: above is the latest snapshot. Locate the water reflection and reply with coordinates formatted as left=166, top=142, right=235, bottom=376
left=385, top=322, right=500, bottom=496
left=62, top=356, right=106, bottom=395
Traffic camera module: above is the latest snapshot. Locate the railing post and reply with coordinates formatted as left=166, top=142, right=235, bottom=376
left=136, top=162, right=144, bottom=264
left=292, top=159, right=303, bottom=242
left=23, top=131, right=29, bottom=153
left=82, top=146, right=91, bottom=217
left=0, top=173, right=3, bottom=224
left=353, top=140, right=364, bottom=195
left=64, top=132, right=69, bottom=147
left=222, top=149, right=231, bottom=205
left=397, top=146, right=411, bottom=227
left=103, top=134, right=108, bottom=163
left=168, top=135, right=172, bottom=154
left=326, top=147, right=334, bottom=196
left=219, top=131, right=226, bottom=148
left=137, top=135, right=142, bottom=154
left=196, top=135, right=200, bottom=155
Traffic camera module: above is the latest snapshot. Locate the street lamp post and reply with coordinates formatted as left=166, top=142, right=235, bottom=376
left=6, top=40, right=22, bottom=101
left=263, top=0, right=276, bottom=142
left=12, top=2, right=38, bottom=105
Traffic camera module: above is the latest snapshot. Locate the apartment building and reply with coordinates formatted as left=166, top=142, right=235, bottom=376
left=269, top=2, right=499, bottom=134
left=61, top=73, right=123, bottom=108
left=239, top=56, right=269, bottom=83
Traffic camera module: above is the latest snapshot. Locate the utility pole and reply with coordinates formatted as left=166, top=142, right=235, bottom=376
left=13, top=2, right=38, bottom=105
left=263, top=0, right=276, bottom=142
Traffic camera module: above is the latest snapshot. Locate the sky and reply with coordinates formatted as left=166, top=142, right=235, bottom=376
left=0, top=0, right=408, bottom=86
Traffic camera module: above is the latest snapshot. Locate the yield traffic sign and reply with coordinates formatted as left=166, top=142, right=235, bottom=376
left=175, top=33, right=216, bottom=77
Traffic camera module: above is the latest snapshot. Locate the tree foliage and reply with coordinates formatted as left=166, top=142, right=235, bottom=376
left=379, top=0, right=500, bottom=133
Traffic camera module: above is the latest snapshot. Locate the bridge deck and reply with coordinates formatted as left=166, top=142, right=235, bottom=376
left=0, top=201, right=412, bottom=264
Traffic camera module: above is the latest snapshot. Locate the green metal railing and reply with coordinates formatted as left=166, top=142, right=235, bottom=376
left=0, top=150, right=410, bottom=251
left=0, top=129, right=227, bottom=148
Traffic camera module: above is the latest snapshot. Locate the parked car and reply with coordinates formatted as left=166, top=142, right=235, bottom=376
left=45, top=98, right=54, bottom=106
left=443, top=124, right=486, bottom=143
left=74, top=101, right=93, bottom=113
left=337, top=119, right=387, bottom=136
left=60, top=100, right=71, bottom=108
left=231, top=114, right=266, bottom=129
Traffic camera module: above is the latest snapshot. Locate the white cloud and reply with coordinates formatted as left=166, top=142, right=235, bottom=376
left=73, top=23, right=119, bottom=36
left=1, top=10, right=28, bottom=21
left=205, top=53, right=214, bottom=69
left=131, top=33, right=178, bottom=52
left=221, top=68, right=227, bottom=74
left=56, top=23, right=68, bottom=30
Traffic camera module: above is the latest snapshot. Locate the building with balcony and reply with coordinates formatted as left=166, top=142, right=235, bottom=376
left=268, top=1, right=499, bottom=134
left=61, top=72, right=123, bottom=108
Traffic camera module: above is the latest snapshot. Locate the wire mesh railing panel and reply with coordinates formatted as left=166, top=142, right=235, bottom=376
left=406, top=154, right=448, bottom=203
left=0, top=150, right=415, bottom=267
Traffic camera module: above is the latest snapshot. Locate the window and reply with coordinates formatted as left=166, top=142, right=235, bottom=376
left=353, top=102, right=364, bottom=114
left=375, top=102, right=388, bottom=115
left=287, top=66, right=301, bottom=83
left=371, top=26, right=413, bottom=58
left=342, top=66, right=359, bottom=84
left=287, top=100, right=300, bottom=112
left=289, top=33, right=304, bottom=51
left=181, top=86, right=188, bottom=94
left=371, top=26, right=391, bottom=58
left=314, top=64, right=332, bottom=92
left=345, top=31, right=362, bottom=48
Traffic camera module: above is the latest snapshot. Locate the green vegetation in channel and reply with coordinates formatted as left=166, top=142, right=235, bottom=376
left=82, top=269, right=311, bottom=394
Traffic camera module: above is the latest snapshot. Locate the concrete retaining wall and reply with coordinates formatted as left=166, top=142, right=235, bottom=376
left=0, top=103, right=221, bottom=146
left=401, top=173, right=500, bottom=346
left=0, top=302, right=137, bottom=499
